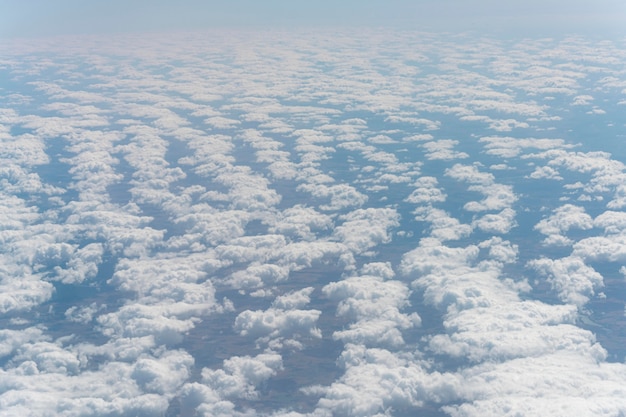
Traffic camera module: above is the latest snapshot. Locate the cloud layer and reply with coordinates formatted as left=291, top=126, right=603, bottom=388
left=0, top=29, right=625, bottom=416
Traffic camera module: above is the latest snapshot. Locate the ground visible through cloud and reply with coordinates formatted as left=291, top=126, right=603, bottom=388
left=0, top=30, right=626, bottom=417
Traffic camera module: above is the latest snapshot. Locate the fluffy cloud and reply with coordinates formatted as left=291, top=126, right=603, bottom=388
left=593, top=210, right=626, bottom=234
left=528, top=256, right=603, bottom=306
left=428, top=301, right=586, bottom=362
left=472, top=208, right=517, bottom=234
left=421, top=139, right=469, bottom=161
left=446, top=351, right=626, bottom=417
left=234, top=288, right=322, bottom=348
left=183, top=352, right=283, bottom=415
left=331, top=208, right=400, bottom=254
left=310, top=344, right=459, bottom=416
left=323, top=274, right=420, bottom=347
left=267, top=205, right=333, bottom=241
left=572, top=234, right=626, bottom=263
left=534, top=204, right=593, bottom=246
left=479, top=136, right=572, bottom=158
left=414, top=207, right=473, bottom=242
left=4, top=29, right=626, bottom=417
left=405, top=176, right=447, bottom=205
left=528, top=165, right=563, bottom=180
left=296, top=182, right=368, bottom=211
left=0, top=348, right=193, bottom=416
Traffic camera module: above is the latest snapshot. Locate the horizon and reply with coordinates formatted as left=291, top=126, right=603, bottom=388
left=1, top=0, right=626, bottom=39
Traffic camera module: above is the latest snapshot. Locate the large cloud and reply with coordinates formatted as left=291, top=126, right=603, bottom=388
left=534, top=204, right=593, bottom=246
left=323, top=272, right=420, bottom=348
left=234, top=288, right=322, bottom=349
left=3, top=29, right=626, bottom=417
left=331, top=208, right=400, bottom=254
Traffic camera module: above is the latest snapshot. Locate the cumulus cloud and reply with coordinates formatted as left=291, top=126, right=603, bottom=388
left=534, top=204, right=593, bottom=246
left=405, top=176, right=447, bottom=205
left=413, top=207, right=472, bottom=241
left=309, top=344, right=459, bottom=416
left=267, top=205, right=333, bottom=241
left=195, top=351, right=283, bottom=408
left=446, top=350, right=626, bottom=417
left=572, top=234, right=626, bottom=263
left=593, top=210, right=626, bottom=234
left=427, top=301, right=588, bottom=362
left=421, top=139, right=469, bottom=161
left=529, top=150, right=626, bottom=205
left=572, top=94, right=594, bottom=105
left=479, top=136, right=573, bottom=158
left=234, top=287, right=322, bottom=348
left=323, top=274, right=420, bottom=347
left=331, top=208, right=400, bottom=254
left=528, top=165, right=564, bottom=180
left=296, top=182, right=368, bottom=211
left=528, top=256, right=604, bottom=306
left=472, top=207, right=517, bottom=234
left=4, top=28, right=626, bottom=417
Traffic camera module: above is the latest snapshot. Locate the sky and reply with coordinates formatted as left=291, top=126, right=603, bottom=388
left=2, top=2, right=626, bottom=417
left=2, top=4, right=626, bottom=416
left=1, top=0, right=626, bottom=38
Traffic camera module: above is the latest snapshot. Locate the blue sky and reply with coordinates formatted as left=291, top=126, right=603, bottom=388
left=1, top=0, right=625, bottom=38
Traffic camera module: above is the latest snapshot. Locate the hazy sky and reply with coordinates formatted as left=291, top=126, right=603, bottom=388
left=1, top=0, right=625, bottom=38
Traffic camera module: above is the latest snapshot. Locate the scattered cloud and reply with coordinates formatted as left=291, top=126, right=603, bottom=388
left=2, top=29, right=626, bottom=417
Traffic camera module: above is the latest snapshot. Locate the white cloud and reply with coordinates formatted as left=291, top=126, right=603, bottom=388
left=275, top=240, right=352, bottom=271
left=131, top=350, right=194, bottom=395
left=310, top=344, right=459, bottom=416
left=65, top=302, right=105, bottom=324
left=421, top=139, right=469, bottom=161
left=446, top=350, right=626, bottom=417
left=399, top=238, right=521, bottom=312
left=174, top=208, right=250, bottom=246
left=403, top=134, right=434, bottom=142
left=0, top=264, right=54, bottom=314
left=463, top=183, right=517, bottom=212
left=267, top=205, right=333, bottom=241
left=323, top=274, right=420, bottom=347
left=572, top=94, right=594, bottom=105
left=0, top=348, right=185, bottom=416
left=5, top=29, right=626, bottom=417
left=384, top=116, right=440, bottom=131
left=413, top=207, right=472, bottom=241
left=204, top=116, right=241, bottom=129
left=234, top=302, right=322, bottom=348
left=200, top=352, right=283, bottom=400
left=54, top=242, right=104, bottom=284
left=97, top=304, right=201, bottom=345
left=445, top=163, right=494, bottom=185
left=593, top=210, right=626, bottom=234
left=271, top=287, right=315, bottom=310
left=480, top=136, right=573, bottom=159
left=428, top=301, right=588, bottom=362
left=528, top=256, right=603, bottom=306
left=0, top=327, right=47, bottom=359
left=529, top=150, right=626, bottom=205
left=227, top=263, right=290, bottom=290
left=331, top=208, right=400, bottom=254
left=405, top=176, right=447, bottom=205
left=296, top=182, right=368, bottom=211
left=528, top=165, right=563, bottom=180
left=216, top=234, right=287, bottom=265
left=472, top=207, right=517, bottom=234
left=534, top=204, right=593, bottom=246
left=608, top=184, right=626, bottom=209
left=572, top=234, right=626, bottom=263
